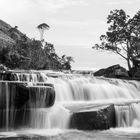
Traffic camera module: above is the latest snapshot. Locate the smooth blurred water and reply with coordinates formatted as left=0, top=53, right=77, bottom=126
left=1, top=71, right=140, bottom=132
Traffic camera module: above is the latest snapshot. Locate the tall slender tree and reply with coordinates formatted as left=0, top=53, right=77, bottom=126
left=37, top=23, right=50, bottom=42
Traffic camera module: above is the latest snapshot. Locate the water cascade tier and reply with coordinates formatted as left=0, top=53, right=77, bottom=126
left=0, top=70, right=140, bottom=131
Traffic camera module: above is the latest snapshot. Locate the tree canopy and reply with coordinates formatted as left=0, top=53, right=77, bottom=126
left=0, top=39, right=74, bottom=70
left=61, top=55, right=74, bottom=70
left=92, top=9, right=140, bottom=70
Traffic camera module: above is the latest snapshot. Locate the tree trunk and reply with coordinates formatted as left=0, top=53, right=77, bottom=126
left=127, top=58, right=131, bottom=71
left=126, top=42, right=132, bottom=71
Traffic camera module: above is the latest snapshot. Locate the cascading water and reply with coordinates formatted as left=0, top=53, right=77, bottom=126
left=45, top=74, right=140, bottom=128
left=1, top=71, right=140, bottom=131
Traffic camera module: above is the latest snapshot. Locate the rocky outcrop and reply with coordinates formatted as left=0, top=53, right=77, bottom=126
left=0, top=70, right=55, bottom=108
left=94, top=64, right=128, bottom=78
left=70, top=104, right=116, bottom=130
left=0, top=70, right=45, bottom=81
left=0, top=19, right=15, bottom=47
left=0, top=82, right=55, bottom=110
left=0, top=19, right=29, bottom=47
left=0, top=71, right=17, bottom=81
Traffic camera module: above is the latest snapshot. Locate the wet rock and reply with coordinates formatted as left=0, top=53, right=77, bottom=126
left=13, top=83, right=30, bottom=109
left=0, top=83, right=55, bottom=109
left=0, top=109, right=30, bottom=129
left=134, top=70, right=140, bottom=78
left=129, top=67, right=140, bottom=78
left=14, top=83, right=55, bottom=108
left=94, top=64, right=128, bottom=78
left=93, top=68, right=106, bottom=76
left=0, top=83, right=55, bottom=129
left=0, top=64, right=9, bottom=71
left=28, top=84, right=55, bottom=108
left=0, top=83, right=29, bottom=109
left=0, top=71, right=17, bottom=81
left=70, top=104, right=116, bottom=130
left=13, top=109, right=30, bottom=129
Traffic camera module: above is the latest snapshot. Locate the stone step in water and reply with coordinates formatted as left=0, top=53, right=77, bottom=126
left=0, top=82, right=55, bottom=109
left=0, top=70, right=64, bottom=81
left=0, top=71, right=43, bottom=82
left=0, top=71, right=17, bottom=81
left=0, top=82, right=55, bottom=130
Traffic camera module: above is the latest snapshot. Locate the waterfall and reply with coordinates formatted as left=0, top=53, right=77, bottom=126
left=1, top=71, right=140, bottom=130
left=46, top=75, right=140, bottom=129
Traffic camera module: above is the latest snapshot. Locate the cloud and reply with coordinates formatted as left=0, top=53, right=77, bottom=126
left=0, top=0, right=88, bottom=19
left=39, top=0, right=88, bottom=13
left=105, top=0, right=139, bottom=5
left=2, top=1, right=88, bottom=28
left=49, top=19, right=105, bottom=28
left=0, top=0, right=89, bottom=28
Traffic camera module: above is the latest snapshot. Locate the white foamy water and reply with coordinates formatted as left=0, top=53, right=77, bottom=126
left=1, top=71, right=140, bottom=133
left=0, top=128, right=140, bottom=140
left=14, top=72, right=140, bottom=129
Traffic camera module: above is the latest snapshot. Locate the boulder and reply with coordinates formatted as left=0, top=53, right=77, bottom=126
left=94, top=64, right=128, bottom=78
left=93, top=68, right=106, bottom=77
left=69, top=104, right=116, bottom=130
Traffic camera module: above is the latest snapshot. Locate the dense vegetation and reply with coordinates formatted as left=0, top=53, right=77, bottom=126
left=0, top=20, right=74, bottom=70
left=93, top=9, right=140, bottom=71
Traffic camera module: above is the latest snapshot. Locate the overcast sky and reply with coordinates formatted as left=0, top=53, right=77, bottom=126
left=0, top=0, right=140, bottom=70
